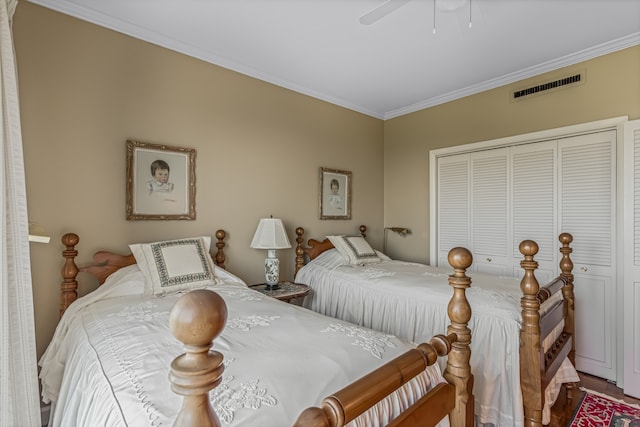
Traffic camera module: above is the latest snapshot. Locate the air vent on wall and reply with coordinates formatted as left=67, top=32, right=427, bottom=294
left=511, top=70, right=584, bottom=101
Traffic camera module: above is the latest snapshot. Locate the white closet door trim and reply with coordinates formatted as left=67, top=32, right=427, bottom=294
left=431, top=116, right=627, bottom=157
left=623, top=119, right=640, bottom=397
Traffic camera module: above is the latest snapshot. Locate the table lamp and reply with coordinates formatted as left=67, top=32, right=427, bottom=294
left=250, top=217, right=291, bottom=290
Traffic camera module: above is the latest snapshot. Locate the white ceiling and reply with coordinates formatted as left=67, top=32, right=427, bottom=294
left=27, top=0, right=640, bottom=119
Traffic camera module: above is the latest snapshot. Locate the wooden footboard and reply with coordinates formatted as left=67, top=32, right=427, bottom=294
left=294, top=225, right=577, bottom=426
left=290, top=246, right=474, bottom=427
left=519, top=233, right=575, bottom=427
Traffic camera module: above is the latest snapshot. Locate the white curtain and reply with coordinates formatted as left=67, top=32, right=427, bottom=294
left=0, top=0, right=42, bottom=425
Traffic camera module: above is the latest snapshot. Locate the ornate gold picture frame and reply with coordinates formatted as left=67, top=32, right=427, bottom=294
left=126, top=139, right=196, bottom=220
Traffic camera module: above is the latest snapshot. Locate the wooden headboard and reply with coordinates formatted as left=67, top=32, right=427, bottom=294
left=59, top=230, right=228, bottom=318
left=294, top=225, right=367, bottom=276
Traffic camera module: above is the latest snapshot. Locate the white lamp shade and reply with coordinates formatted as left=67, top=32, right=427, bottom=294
left=250, top=218, right=291, bottom=250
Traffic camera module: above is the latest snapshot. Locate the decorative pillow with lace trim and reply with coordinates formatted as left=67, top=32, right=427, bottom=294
left=327, top=235, right=381, bottom=266
left=130, top=236, right=220, bottom=296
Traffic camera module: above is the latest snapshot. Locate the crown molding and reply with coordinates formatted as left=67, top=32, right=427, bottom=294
left=26, top=1, right=640, bottom=121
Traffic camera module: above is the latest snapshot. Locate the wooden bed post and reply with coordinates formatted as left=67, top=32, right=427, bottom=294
left=445, top=247, right=475, bottom=427
left=213, top=229, right=226, bottom=269
left=169, top=289, right=228, bottom=427
left=60, top=233, right=80, bottom=319
left=519, top=240, right=543, bottom=427
left=558, top=233, right=575, bottom=366
left=295, top=227, right=305, bottom=277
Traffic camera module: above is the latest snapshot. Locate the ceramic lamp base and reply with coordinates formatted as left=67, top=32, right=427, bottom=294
left=264, top=251, right=280, bottom=289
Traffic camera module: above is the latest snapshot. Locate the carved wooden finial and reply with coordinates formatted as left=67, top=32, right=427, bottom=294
left=519, top=239, right=539, bottom=259
left=448, top=247, right=473, bottom=273
left=519, top=240, right=540, bottom=298
left=359, top=225, right=367, bottom=238
left=445, top=246, right=474, bottom=427
left=295, top=227, right=305, bottom=277
left=558, top=233, right=573, bottom=280
left=559, top=233, right=576, bottom=367
left=169, top=289, right=227, bottom=427
left=214, top=229, right=226, bottom=269
left=446, top=246, right=472, bottom=333
left=60, top=233, right=80, bottom=319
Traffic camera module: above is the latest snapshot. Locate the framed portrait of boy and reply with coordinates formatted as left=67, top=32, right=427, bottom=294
left=319, top=167, right=351, bottom=220
left=126, top=139, right=196, bottom=220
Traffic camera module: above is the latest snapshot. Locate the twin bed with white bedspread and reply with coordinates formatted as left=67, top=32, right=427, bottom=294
left=294, top=229, right=580, bottom=427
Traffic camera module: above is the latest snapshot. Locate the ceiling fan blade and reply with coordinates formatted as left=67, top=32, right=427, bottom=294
left=359, top=0, right=412, bottom=25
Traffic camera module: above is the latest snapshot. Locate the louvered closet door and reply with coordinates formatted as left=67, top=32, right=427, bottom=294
left=437, top=154, right=470, bottom=267
left=470, top=148, right=510, bottom=274
left=623, top=120, right=640, bottom=398
left=559, top=130, right=616, bottom=381
left=510, top=141, right=558, bottom=284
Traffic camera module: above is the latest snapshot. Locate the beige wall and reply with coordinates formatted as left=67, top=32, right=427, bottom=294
left=13, top=2, right=384, bottom=358
left=383, top=45, right=640, bottom=262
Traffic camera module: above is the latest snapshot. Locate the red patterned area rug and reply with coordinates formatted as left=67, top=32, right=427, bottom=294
left=568, top=388, right=640, bottom=426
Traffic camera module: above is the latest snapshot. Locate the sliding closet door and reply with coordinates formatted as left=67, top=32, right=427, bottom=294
left=510, top=141, right=557, bottom=284
left=436, top=154, right=470, bottom=267
left=559, top=130, right=616, bottom=381
left=623, top=120, right=640, bottom=397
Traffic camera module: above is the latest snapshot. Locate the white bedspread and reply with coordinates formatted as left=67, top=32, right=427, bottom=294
left=39, top=264, right=448, bottom=427
left=297, top=249, right=580, bottom=426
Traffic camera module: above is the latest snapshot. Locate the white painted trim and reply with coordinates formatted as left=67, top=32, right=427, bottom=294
left=622, top=119, right=640, bottom=396
left=429, top=150, right=438, bottom=265
left=24, top=1, right=640, bottom=120
left=431, top=116, right=628, bottom=157
left=615, top=119, right=627, bottom=388
left=385, top=33, right=640, bottom=120
left=25, top=0, right=383, bottom=118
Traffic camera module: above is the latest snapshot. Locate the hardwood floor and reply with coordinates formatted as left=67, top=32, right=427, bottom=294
left=548, top=372, right=640, bottom=426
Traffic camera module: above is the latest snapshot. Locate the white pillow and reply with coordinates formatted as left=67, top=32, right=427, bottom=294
left=310, top=248, right=349, bottom=269
left=327, top=235, right=381, bottom=266
left=129, top=236, right=220, bottom=296
left=375, top=250, right=392, bottom=261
